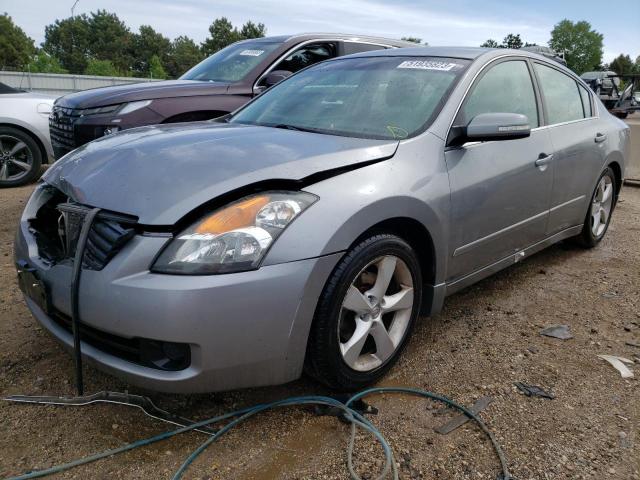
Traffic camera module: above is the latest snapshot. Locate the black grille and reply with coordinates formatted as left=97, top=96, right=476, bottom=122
left=57, top=203, right=135, bottom=270
left=49, top=106, right=79, bottom=152
left=29, top=188, right=136, bottom=270
left=50, top=309, right=191, bottom=371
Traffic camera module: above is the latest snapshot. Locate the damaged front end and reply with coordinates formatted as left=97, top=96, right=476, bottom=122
left=24, top=183, right=136, bottom=271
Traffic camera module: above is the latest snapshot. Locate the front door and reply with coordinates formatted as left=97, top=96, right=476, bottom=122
left=445, top=58, right=554, bottom=281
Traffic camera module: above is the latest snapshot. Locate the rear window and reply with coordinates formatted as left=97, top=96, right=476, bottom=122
left=534, top=63, right=584, bottom=125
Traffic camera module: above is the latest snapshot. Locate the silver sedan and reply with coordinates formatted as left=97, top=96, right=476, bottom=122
left=14, top=47, right=629, bottom=392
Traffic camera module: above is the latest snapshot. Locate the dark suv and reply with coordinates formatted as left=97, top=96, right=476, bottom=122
left=49, top=33, right=417, bottom=159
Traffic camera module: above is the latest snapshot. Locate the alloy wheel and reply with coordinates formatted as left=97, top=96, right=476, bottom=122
left=338, top=255, right=414, bottom=372
left=0, top=135, right=34, bottom=183
left=590, top=174, right=614, bottom=238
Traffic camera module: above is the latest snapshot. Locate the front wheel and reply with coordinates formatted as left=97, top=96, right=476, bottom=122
left=575, top=167, right=616, bottom=248
left=306, top=234, right=422, bottom=390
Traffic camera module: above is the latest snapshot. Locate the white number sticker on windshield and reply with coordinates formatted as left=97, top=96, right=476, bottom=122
left=397, top=60, right=459, bottom=71
left=239, top=49, right=265, bottom=56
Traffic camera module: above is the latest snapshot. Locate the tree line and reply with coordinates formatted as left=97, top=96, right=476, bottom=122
left=1, top=11, right=639, bottom=79
left=480, top=20, right=640, bottom=76
left=0, top=11, right=265, bottom=79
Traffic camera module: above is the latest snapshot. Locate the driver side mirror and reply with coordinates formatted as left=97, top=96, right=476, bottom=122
left=253, top=70, right=293, bottom=95
left=448, top=113, right=531, bottom=146
left=264, top=70, right=292, bottom=87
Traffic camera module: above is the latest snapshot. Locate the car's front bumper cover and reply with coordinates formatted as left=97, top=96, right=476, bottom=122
left=15, top=220, right=342, bottom=393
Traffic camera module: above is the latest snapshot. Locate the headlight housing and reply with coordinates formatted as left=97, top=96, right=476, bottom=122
left=77, top=104, right=120, bottom=116
left=78, top=100, right=152, bottom=117
left=152, top=191, right=317, bottom=274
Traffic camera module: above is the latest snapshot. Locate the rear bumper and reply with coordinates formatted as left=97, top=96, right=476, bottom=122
left=15, top=220, right=342, bottom=393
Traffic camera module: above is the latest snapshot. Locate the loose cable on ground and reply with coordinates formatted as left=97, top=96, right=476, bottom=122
left=4, top=387, right=511, bottom=480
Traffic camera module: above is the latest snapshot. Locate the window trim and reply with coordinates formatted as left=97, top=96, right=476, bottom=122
left=577, top=82, right=593, bottom=118
left=531, top=60, right=598, bottom=127
left=253, top=38, right=396, bottom=93
left=446, top=55, right=543, bottom=146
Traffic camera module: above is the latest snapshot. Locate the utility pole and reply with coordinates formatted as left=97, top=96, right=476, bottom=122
left=71, top=0, right=79, bottom=73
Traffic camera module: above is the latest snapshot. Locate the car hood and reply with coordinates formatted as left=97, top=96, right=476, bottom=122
left=43, top=122, right=398, bottom=225
left=0, top=91, right=58, bottom=101
left=55, top=80, right=230, bottom=109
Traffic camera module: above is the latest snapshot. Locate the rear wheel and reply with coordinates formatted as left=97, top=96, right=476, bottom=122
left=0, top=127, right=42, bottom=187
left=575, top=167, right=616, bottom=248
left=306, top=234, right=422, bottom=390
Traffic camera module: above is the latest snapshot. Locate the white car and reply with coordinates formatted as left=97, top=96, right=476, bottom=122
left=0, top=83, right=57, bottom=187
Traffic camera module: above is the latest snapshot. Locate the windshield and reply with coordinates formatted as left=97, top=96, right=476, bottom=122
left=229, top=56, right=470, bottom=140
left=181, top=41, right=281, bottom=83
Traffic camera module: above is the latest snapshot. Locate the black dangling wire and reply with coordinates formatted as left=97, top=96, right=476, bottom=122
left=70, top=208, right=101, bottom=396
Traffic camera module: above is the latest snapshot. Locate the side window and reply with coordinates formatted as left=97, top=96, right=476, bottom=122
left=578, top=83, right=593, bottom=117
left=273, top=42, right=337, bottom=75
left=534, top=63, right=584, bottom=124
left=342, top=42, right=388, bottom=55
left=457, top=60, right=539, bottom=127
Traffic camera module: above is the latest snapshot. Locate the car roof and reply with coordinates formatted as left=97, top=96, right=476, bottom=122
left=340, top=46, right=493, bottom=60
left=241, top=33, right=421, bottom=48
left=333, top=46, right=580, bottom=71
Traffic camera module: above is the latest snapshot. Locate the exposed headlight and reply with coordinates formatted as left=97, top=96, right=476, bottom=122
left=152, top=191, right=318, bottom=274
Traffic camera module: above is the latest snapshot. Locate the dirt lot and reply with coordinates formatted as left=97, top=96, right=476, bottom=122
left=1, top=180, right=639, bottom=479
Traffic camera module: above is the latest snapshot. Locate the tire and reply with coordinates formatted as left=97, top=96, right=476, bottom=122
left=615, top=112, right=628, bottom=119
left=575, top=167, right=617, bottom=248
left=306, top=234, right=423, bottom=390
left=0, top=127, right=42, bottom=188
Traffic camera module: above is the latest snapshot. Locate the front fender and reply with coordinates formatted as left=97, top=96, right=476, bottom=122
left=264, top=134, right=451, bottom=285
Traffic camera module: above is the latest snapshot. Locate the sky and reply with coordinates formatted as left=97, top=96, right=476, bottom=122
left=4, top=0, right=639, bottom=64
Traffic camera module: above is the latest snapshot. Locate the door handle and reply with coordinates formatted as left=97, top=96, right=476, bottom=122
left=594, top=133, right=607, bottom=143
left=535, top=153, right=553, bottom=169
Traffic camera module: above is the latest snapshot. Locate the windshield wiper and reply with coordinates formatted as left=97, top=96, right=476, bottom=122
left=271, top=124, right=322, bottom=134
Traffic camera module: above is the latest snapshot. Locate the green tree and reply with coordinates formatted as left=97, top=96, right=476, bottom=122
left=401, top=36, right=422, bottom=44
left=42, top=14, right=92, bottom=73
left=480, top=39, right=499, bottom=48
left=0, top=13, right=36, bottom=69
left=28, top=51, right=67, bottom=73
left=635, top=56, right=640, bottom=74
left=84, top=58, right=120, bottom=76
left=608, top=54, right=634, bottom=74
left=201, top=17, right=266, bottom=56
left=239, top=20, right=266, bottom=40
left=201, top=17, right=240, bottom=55
left=166, top=36, right=203, bottom=78
left=87, top=10, right=133, bottom=74
left=549, top=19, right=603, bottom=74
left=131, top=25, right=171, bottom=76
left=501, top=33, right=523, bottom=49
left=148, top=54, right=167, bottom=79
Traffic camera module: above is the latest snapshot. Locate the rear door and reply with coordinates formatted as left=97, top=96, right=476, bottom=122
left=532, top=62, right=604, bottom=234
left=445, top=58, right=555, bottom=281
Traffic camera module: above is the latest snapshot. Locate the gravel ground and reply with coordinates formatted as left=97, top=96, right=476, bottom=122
left=1, top=181, right=639, bottom=480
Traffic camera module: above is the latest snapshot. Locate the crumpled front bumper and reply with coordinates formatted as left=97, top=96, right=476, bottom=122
left=14, top=218, right=342, bottom=393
